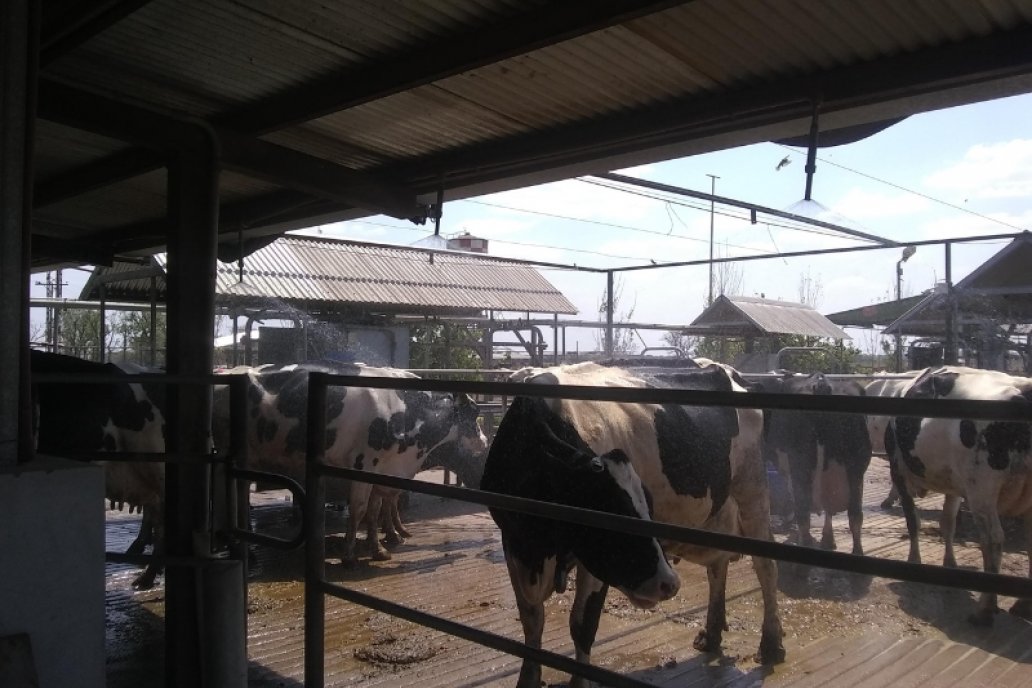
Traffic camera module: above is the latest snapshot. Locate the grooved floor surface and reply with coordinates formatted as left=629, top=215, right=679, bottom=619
left=105, top=462, right=1032, bottom=687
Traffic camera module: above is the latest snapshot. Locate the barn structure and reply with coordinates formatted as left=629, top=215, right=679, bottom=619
left=682, top=294, right=850, bottom=372
left=77, top=233, right=577, bottom=368
left=4, top=2, right=1032, bottom=687
left=828, top=233, right=1032, bottom=372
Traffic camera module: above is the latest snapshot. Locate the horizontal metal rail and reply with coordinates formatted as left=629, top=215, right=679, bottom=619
left=318, top=464, right=1032, bottom=599
left=310, top=373, right=1032, bottom=422
left=105, top=551, right=228, bottom=569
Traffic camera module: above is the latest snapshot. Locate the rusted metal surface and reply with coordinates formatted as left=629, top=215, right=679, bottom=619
left=104, top=462, right=1032, bottom=687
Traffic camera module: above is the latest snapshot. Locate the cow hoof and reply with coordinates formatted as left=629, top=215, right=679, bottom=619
left=880, top=498, right=896, bottom=510
left=372, top=549, right=392, bottom=562
left=757, top=638, right=786, bottom=665
left=383, top=535, right=405, bottom=548
left=820, top=538, right=836, bottom=551
left=1009, top=599, right=1032, bottom=620
left=692, top=629, right=721, bottom=653
left=396, top=526, right=412, bottom=539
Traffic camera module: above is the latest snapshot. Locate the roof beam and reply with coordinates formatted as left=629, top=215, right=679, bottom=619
left=222, top=0, right=695, bottom=134
left=35, top=80, right=425, bottom=219
left=34, top=148, right=162, bottom=208
left=40, top=0, right=157, bottom=67
left=217, top=129, right=425, bottom=220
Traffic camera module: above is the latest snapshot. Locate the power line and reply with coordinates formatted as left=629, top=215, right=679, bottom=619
left=774, top=143, right=1030, bottom=232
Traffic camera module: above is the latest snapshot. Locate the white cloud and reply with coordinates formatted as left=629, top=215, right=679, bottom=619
left=481, top=178, right=660, bottom=224
left=830, top=188, right=931, bottom=220
left=924, top=139, right=1032, bottom=200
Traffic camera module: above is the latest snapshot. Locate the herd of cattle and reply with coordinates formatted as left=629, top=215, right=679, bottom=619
left=29, top=350, right=1032, bottom=684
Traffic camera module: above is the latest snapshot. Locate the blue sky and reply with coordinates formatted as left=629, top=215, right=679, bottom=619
left=34, top=91, right=1032, bottom=359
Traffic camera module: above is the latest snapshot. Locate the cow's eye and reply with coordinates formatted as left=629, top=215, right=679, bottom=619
left=589, top=457, right=604, bottom=473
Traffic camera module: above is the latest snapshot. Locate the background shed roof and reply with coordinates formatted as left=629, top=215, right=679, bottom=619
left=686, top=295, right=850, bottom=339
left=80, top=234, right=578, bottom=317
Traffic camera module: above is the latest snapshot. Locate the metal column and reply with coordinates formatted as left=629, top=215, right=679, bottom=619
left=0, top=0, right=37, bottom=466
left=605, top=271, right=614, bottom=358
left=165, top=135, right=245, bottom=687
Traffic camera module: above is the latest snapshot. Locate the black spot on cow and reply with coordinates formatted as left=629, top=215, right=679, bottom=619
left=324, top=428, right=336, bottom=450
left=372, top=457, right=379, bottom=466
left=959, top=419, right=978, bottom=448
left=572, top=587, right=608, bottom=655
left=982, top=420, right=1030, bottom=471
left=645, top=367, right=738, bottom=515
left=355, top=453, right=365, bottom=470
left=654, top=404, right=733, bottom=514
left=368, top=417, right=395, bottom=451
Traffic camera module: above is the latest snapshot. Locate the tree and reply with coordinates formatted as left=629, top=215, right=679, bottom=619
left=410, top=321, right=484, bottom=375
left=594, top=276, right=638, bottom=355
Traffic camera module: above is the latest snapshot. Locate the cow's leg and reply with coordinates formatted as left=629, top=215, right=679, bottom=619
left=693, top=559, right=729, bottom=655
left=502, top=537, right=555, bottom=688
left=391, top=494, right=411, bottom=539
left=888, top=451, right=923, bottom=564
left=846, top=469, right=865, bottom=556
left=363, top=491, right=391, bottom=561
left=132, top=504, right=164, bottom=590
left=568, top=566, right=608, bottom=688
left=126, top=505, right=154, bottom=555
left=786, top=447, right=816, bottom=548
left=1008, top=513, right=1032, bottom=620
left=967, top=493, right=1005, bottom=626
left=820, top=511, right=837, bottom=551
left=378, top=490, right=411, bottom=548
left=881, top=483, right=899, bottom=510
left=344, top=482, right=373, bottom=564
left=737, top=488, right=785, bottom=664
left=940, top=494, right=962, bottom=568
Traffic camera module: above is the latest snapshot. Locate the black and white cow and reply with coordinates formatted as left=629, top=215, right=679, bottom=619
left=31, top=349, right=167, bottom=589
left=864, top=372, right=921, bottom=508
left=483, top=362, right=784, bottom=687
left=213, top=361, right=488, bottom=563
left=756, top=372, right=872, bottom=555
left=885, top=365, right=1032, bottom=625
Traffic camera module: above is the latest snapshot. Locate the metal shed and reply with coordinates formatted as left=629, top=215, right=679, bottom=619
left=77, top=234, right=577, bottom=366
left=686, top=295, right=850, bottom=340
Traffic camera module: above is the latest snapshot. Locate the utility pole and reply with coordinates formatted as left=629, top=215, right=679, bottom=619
left=706, top=174, right=719, bottom=305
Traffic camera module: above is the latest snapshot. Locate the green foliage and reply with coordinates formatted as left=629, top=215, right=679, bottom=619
left=410, top=322, right=484, bottom=375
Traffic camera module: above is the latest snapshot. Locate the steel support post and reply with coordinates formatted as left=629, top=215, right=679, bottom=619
left=605, top=271, right=614, bottom=358
left=944, top=242, right=957, bottom=364
left=305, top=373, right=329, bottom=688
left=0, top=0, right=37, bottom=467
left=165, top=135, right=245, bottom=687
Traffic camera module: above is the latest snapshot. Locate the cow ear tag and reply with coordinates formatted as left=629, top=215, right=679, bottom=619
left=589, top=457, right=604, bottom=473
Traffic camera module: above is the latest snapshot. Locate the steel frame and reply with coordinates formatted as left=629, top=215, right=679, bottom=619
left=301, top=371, right=1032, bottom=688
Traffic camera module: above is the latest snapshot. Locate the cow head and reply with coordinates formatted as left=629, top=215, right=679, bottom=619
left=554, top=445, right=680, bottom=608
left=485, top=396, right=679, bottom=609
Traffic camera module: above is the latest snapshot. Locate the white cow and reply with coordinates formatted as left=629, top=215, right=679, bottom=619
left=886, top=365, right=1032, bottom=624
left=213, top=361, right=489, bottom=563
left=485, top=362, right=783, bottom=687
left=864, top=371, right=921, bottom=508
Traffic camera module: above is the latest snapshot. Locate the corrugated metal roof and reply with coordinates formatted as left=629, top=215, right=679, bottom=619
left=883, top=233, right=1032, bottom=335
left=30, top=0, right=1032, bottom=267
left=688, top=295, right=850, bottom=339
left=79, top=235, right=578, bottom=316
